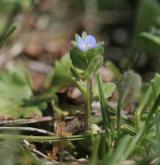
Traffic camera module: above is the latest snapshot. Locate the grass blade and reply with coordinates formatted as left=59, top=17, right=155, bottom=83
left=0, top=25, right=16, bottom=49
left=96, top=75, right=110, bottom=130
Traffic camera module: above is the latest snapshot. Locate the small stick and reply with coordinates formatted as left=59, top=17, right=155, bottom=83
left=23, top=140, right=48, bottom=159
left=0, top=116, right=53, bottom=126
left=23, top=140, right=59, bottom=165
left=0, top=116, right=76, bottom=126
left=0, top=127, right=54, bottom=136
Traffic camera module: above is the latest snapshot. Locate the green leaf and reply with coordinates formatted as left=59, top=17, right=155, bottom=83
left=0, top=67, right=44, bottom=119
left=135, top=74, right=160, bottom=130
left=70, top=48, right=88, bottom=70
left=139, top=32, right=160, bottom=47
left=151, top=73, right=160, bottom=99
left=0, top=16, right=7, bottom=34
left=70, top=67, right=81, bottom=80
left=85, top=55, right=104, bottom=77
left=133, top=0, right=160, bottom=49
left=105, top=61, right=121, bottom=80
left=0, top=67, right=36, bottom=119
left=0, top=25, right=16, bottom=49
left=0, top=98, right=21, bottom=119
left=96, top=75, right=111, bottom=130
left=103, top=135, right=132, bottom=165
left=93, top=82, right=116, bottom=99
left=0, top=0, right=33, bottom=11
left=86, top=47, right=104, bottom=63
left=52, top=54, right=73, bottom=91
left=134, top=0, right=160, bottom=34
left=0, top=98, right=42, bottom=120
left=0, top=67, right=32, bottom=101
left=118, top=70, right=142, bottom=107
left=21, top=106, right=42, bottom=118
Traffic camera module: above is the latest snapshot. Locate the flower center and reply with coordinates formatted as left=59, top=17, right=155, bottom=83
left=82, top=43, right=92, bottom=50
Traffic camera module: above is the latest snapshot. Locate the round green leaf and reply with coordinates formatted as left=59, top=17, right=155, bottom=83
left=93, top=82, right=116, bottom=99
left=70, top=48, right=88, bottom=70
left=85, top=55, right=104, bottom=77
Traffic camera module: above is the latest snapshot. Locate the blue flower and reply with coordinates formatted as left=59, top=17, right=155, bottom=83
left=77, top=35, right=98, bottom=51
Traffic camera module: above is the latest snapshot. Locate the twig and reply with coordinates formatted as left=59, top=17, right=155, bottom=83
left=23, top=140, right=48, bottom=159
left=0, top=116, right=77, bottom=126
left=23, top=140, right=59, bottom=165
left=0, top=116, right=53, bottom=126
left=0, top=127, right=54, bottom=136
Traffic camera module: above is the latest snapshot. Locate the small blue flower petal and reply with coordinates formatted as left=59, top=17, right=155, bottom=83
left=77, top=35, right=86, bottom=51
left=84, top=35, right=97, bottom=49
left=77, top=35, right=83, bottom=44
left=76, top=34, right=98, bottom=51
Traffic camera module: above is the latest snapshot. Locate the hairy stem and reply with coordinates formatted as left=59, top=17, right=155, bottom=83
left=86, top=78, right=92, bottom=130
left=74, top=80, right=92, bottom=130
left=117, top=98, right=122, bottom=136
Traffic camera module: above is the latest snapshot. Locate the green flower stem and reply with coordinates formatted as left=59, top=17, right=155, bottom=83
left=74, top=80, right=92, bottom=130
left=86, top=78, right=92, bottom=130
left=84, top=92, right=92, bottom=130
